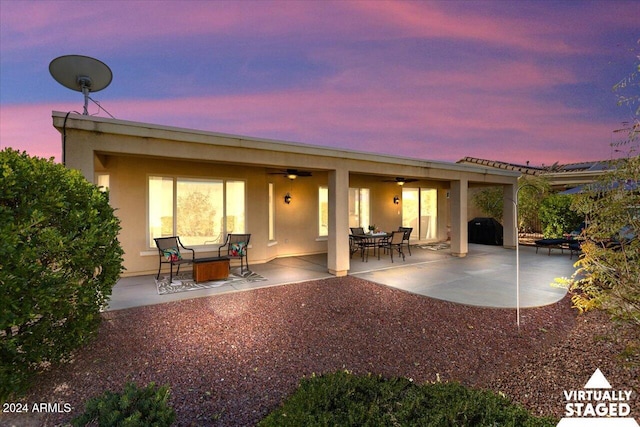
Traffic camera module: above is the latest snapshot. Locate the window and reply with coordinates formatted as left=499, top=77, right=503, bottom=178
left=268, top=183, right=275, bottom=241
left=318, top=186, right=328, bottom=236
left=402, top=187, right=437, bottom=240
left=96, top=173, right=110, bottom=192
left=149, top=176, right=245, bottom=247
left=349, top=188, right=370, bottom=230
left=318, top=187, right=370, bottom=236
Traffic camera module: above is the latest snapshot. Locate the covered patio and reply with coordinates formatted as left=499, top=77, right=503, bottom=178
left=107, top=244, right=574, bottom=311
left=54, top=112, right=521, bottom=281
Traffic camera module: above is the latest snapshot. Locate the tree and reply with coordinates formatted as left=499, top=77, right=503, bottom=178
left=516, top=175, right=550, bottom=233
left=564, top=155, right=639, bottom=325
left=471, top=186, right=503, bottom=220
left=471, top=175, right=550, bottom=233
left=558, top=43, right=640, bottom=325
left=177, top=190, right=217, bottom=237
left=0, top=149, right=124, bottom=402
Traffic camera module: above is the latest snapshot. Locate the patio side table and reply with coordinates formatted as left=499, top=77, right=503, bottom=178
left=193, top=256, right=230, bottom=282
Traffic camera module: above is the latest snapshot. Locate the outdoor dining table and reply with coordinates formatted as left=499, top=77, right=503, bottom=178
left=350, top=232, right=390, bottom=262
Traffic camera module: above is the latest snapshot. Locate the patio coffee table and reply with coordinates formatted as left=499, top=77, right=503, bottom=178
left=193, top=256, right=230, bottom=282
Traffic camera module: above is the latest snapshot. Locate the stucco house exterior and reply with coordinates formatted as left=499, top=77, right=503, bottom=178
left=53, top=112, right=520, bottom=277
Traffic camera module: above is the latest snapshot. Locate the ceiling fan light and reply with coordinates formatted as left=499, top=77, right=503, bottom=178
left=287, top=173, right=298, bottom=180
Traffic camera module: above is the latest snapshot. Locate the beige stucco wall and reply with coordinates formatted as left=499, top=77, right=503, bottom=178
left=100, top=154, right=333, bottom=275
left=102, top=154, right=456, bottom=275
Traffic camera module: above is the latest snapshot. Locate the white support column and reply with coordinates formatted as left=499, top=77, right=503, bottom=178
left=437, top=188, right=449, bottom=241
left=502, top=183, right=518, bottom=249
left=327, top=168, right=350, bottom=276
left=63, top=130, right=95, bottom=182
left=450, top=178, right=468, bottom=257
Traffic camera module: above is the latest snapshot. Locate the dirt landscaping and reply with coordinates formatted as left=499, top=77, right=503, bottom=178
left=2, top=276, right=638, bottom=426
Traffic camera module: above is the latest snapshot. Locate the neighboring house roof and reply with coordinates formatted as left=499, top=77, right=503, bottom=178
left=457, top=157, right=616, bottom=190
left=457, top=157, right=545, bottom=175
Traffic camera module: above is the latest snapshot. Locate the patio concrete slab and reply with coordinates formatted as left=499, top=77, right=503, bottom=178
left=352, top=244, right=573, bottom=308
left=108, top=255, right=334, bottom=311
left=107, top=243, right=574, bottom=311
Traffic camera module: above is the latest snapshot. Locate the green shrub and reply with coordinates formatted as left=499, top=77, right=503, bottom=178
left=0, top=149, right=124, bottom=402
left=539, top=193, right=583, bottom=238
left=259, top=371, right=556, bottom=426
left=72, top=382, right=176, bottom=427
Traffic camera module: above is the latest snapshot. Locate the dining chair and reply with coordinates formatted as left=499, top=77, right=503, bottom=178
left=398, top=227, right=413, bottom=256
left=154, top=236, right=195, bottom=283
left=380, top=230, right=405, bottom=262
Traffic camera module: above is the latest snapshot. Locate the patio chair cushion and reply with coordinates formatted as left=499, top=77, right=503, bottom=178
left=162, top=247, right=182, bottom=261
left=230, top=241, right=247, bottom=257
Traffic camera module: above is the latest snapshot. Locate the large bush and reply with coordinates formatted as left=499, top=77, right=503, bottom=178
left=538, top=193, right=583, bottom=238
left=259, top=371, right=556, bottom=426
left=0, top=149, right=124, bottom=402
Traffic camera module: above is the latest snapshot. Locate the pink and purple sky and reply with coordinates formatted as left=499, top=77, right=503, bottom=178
left=1, top=0, right=638, bottom=165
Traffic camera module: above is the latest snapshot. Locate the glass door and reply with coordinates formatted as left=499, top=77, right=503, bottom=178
left=402, top=188, right=419, bottom=238
left=402, top=187, right=437, bottom=241
left=420, top=188, right=437, bottom=240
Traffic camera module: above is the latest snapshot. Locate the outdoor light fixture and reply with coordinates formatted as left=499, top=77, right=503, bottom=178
left=284, top=192, right=292, bottom=204
left=393, top=195, right=400, bottom=204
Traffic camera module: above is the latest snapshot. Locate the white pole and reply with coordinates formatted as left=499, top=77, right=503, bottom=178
left=515, top=197, right=520, bottom=330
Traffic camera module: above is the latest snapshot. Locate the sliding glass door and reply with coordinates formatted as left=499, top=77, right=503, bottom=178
left=402, top=187, right=437, bottom=240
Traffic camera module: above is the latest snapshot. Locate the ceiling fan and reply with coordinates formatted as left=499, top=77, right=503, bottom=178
left=383, top=177, right=419, bottom=186
left=269, top=169, right=313, bottom=179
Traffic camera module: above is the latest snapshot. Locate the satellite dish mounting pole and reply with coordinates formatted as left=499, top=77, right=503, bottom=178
left=78, top=76, right=91, bottom=115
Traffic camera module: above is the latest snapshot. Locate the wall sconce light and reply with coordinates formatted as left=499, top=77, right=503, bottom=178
left=284, top=192, right=292, bottom=204
left=393, top=195, right=400, bottom=205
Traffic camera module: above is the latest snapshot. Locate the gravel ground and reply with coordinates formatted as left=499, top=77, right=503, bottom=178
left=2, top=276, right=638, bottom=426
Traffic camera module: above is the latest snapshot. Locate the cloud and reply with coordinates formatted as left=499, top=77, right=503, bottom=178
left=2, top=77, right=608, bottom=166
left=1, top=1, right=634, bottom=167
left=0, top=104, right=66, bottom=160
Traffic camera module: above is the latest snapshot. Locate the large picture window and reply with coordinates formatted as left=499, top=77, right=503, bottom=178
left=149, top=176, right=245, bottom=247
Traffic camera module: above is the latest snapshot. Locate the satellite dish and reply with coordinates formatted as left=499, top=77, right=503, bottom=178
left=49, top=55, right=113, bottom=115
